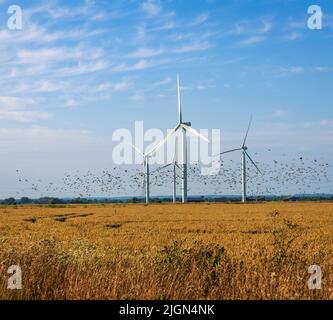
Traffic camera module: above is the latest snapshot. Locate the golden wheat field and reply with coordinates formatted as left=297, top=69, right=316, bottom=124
left=0, top=202, right=332, bottom=300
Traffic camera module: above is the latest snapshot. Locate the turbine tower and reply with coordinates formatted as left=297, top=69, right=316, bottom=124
left=217, top=117, right=262, bottom=202
left=129, top=144, right=157, bottom=204
left=152, top=75, right=209, bottom=203
left=155, top=144, right=180, bottom=203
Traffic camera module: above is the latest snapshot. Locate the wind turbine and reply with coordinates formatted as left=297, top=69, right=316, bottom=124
left=154, top=144, right=180, bottom=203
left=217, top=117, right=262, bottom=203
left=152, top=75, right=209, bottom=203
left=129, top=143, right=158, bottom=204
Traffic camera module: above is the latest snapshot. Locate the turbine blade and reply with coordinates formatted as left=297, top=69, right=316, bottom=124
left=159, top=163, right=173, bottom=171
left=242, top=115, right=253, bottom=148
left=150, top=163, right=173, bottom=176
left=128, top=142, right=144, bottom=157
left=142, top=161, right=146, bottom=188
left=245, top=150, right=262, bottom=174
left=147, top=125, right=180, bottom=156
left=177, top=74, right=182, bottom=124
left=215, top=148, right=242, bottom=157
left=181, top=124, right=209, bottom=142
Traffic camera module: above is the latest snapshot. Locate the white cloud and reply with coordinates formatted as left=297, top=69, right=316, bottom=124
left=0, top=96, right=34, bottom=109
left=113, top=59, right=168, bottom=72
left=260, top=21, right=272, bottom=33
left=287, top=67, right=304, bottom=73
left=315, top=66, right=330, bottom=72
left=283, top=32, right=302, bottom=41
left=64, top=99, right=79, bottom=109
left=0, top=110, right=51, bottom=122
left=173, top=41, right=211, bottom=53
left=60, top=60, right=109, bottom=76
left=97, top=80, right=132, bottom=92
left=0, top=126, right=92, bottom=154
left=0, top=96, right=50, bottom=123
left=287, top=19, right=305, bottom=29
left=35, top=81, right=63, bottom=93
left=154, top=21, right=175, bottom=31
left=229, top=19, right=272, bottom=36
left=239, top=36, right=266, bottom=46
left=141, top=0, right=161, bottom=17
left=131, top=92, right=144, bottom=101
left=129, top=47, right=164, bottom=59
left=112, top=81, right=132, bottom=92
left=273, top=109, right=290, bottom=117
left=17, top=48, right=82, bottom=64
left=192, top=13, right=209, bottom=26
left=153, top=77, right=172, bottom=87
left=113, top=60, right=151, bottom=72
left=274, top=66, right=306, bottom=78
left=25, top=1, right=106, bottom=22
left=321, top=120, right=333, bottom=127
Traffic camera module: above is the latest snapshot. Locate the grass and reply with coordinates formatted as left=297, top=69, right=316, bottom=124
left=0, top=202, right=332, bottom=300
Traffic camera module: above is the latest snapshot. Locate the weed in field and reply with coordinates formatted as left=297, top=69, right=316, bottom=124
left=106, top=224, right=122, bottom=229
left=270, top=211, right=301, bottom=265
left=159, top=240, right=226, bottom=271
left=24, top=216, right=37, bottom=223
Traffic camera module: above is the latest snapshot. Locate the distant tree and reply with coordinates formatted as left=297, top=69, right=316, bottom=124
left=73, top=198, right=90, bottom=204
left=2, top=198, right=17, bottom=205
left=132, top=197, right=140, bottom=203
left=20, top=197, right=33, bottom=204
left=38, top=197, right=63, bottom=205
left=49, top=198, right=63, bottom=205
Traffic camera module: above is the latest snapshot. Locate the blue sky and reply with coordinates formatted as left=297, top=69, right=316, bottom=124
left=0, top=0, right=332, bottom=197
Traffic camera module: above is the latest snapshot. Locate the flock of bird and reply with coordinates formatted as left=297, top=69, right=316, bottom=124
left=13, top=153, right=332, bottom=199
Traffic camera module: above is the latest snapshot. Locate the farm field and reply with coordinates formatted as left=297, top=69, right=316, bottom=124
left=0, top=202, right=332, bottom=300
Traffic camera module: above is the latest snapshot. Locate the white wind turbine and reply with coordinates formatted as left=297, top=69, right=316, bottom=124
left=129, top=143, right=158, bottom=204
left=154, top=144, right=180, bottom=203
left=217, top=117, right=262, bottom=203
left=152, top=75, right=209, bottom=203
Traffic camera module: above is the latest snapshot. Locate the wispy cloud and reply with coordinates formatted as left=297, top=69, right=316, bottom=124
left=113, top=59, right=169, bottom=72
left=239, top=36, right=266, bottom=46
left=273, top=109, right=290, bottom=118
left=259, top=21, right=272, bottom=33
left=321, top=119, right=333, bottom=127
left=141, top=0, right=161, bottom=17
left=0, top=96, right=50, bottom=122
left=314, top=66, right=331, bottom=72
left=286, top=66, right=304, bottom=74
left=129, top=47, right=164, bottom=59
left=191, top=13, right=209, bottom=26
left=283, top=32, right=302, bottom=41
left=173, top=41, right=211, bottom=53
left=229, top=19, right=273, bottom=36
left=96, top=80, right=132, bottom=93
left=131, top=92, right=145, bottom=101
left=59, top=60, right=109, bottom=76
left=0, top=96, right=34, bottom=109
left=0, top=110, right=51, bottom=122
left=16, top=48, right=82, bottom=64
